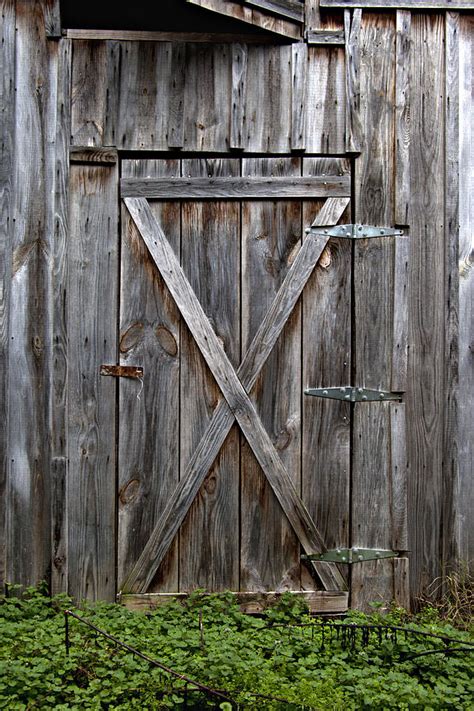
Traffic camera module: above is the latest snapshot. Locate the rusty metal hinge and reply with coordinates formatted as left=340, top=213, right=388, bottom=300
left=302, top=548, right=399, bottom=564
left=304, top=387, right=403, bottom=402
left=306, top=224, right=405, bottom=239
left=100, top=365, right=144, bottom=379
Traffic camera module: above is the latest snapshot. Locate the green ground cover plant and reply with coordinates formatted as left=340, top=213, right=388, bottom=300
left=0, top=584, right=473, bottom=709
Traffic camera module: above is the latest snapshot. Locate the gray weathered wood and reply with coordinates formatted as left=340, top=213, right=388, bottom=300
left=6, top=0, right=57, bottom=590
left=344, top=9, right=362, bottom=153
left=240, top=158, right=302, bottom=591
left=407, top=14, right=446, bottom=598
left=306, top=29, right=345, bottom=45
left=321, top=0, right=474, bottom=8
left=118, top=160, right=181, bottom=594
left=301, top=163, right=351, bottom=592
left=230, top=44, right=248, bottom=150
left=0, top=0, right=15, bottom=587
left=291, top=43, right=307, bottom=150
left=121, top=176, right=351, bottom=199
left=393, top=557, right=410, bottom=611
left=120, top=590, right=349, bottom=614
left=395, top=10, right=411, bottom=226
left=71, top=40, right=107, bottom=146
left=65, top=29, right=280, bottom=44
left=179, top=159, right=240, bottom=592
left=121, top=194, right=350, bottom=594
left=352, top=12, right=398, bottom=609
left=51, top=38, right=72, bottom=594
left=44, top=0, right=61, bottom=38
left=186, top=0, right=302, bottom=39
left=457, top=14, right=473, bottom=568
left=305, top=45, right=346, bottom=153
left=443, top=13, right=459, bottom=576
left=246, top=0, right=305, bottom=23
left=67, top=164, right=118, bottom=601
left=167, top=43, right=185, bottom=149
left=69, top=146, right=118, bottom=164
left=124, top=196, right=347, bottom=592
left=391, top=235, right=409, bottom=392
left=390, top=404, right=408, bottom=552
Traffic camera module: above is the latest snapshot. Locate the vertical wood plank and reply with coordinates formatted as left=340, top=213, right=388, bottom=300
left=305, top=46, right=346, bottom=153
left=179, top=158, right=240, bottom=592
left=183, top=44, right=232, bottom=152
left=393, top=557, right=410, bottom=610
left=102, top=40, right=122, bottom=148
left=6, top=0, right=57, bottom=590
left=305, top=0, right=321, bottom=29
left=44, top=0, right=61, bottom=38
left=168, top=43, right=186, bottom=149
left=241, top=157, right=302, bottom=591
left=391, top=236, right=409, bottom=392
left=245, top=45, right=292, bottom=153
left=230, top=43, right=248, bottom=150
left=51, top=37, right=72, bottom=594
left=67, top=163, right=118, bottom=601
left=0, top=0, right=15, bottom=587
left=390, top=403, right=408, bottom=552
left=71, top=40, right=107, bottom=146
left=302, top=160, right=351, bottom=591
left=352, top=13, right=397, bottom=609
left=457, top=15, right=473, bottom=569
left=344, top=8, right=362, bottom=153
left=407, top=13, right=445, bottom=600
left=443, top=11, right=460, bottom=575
left=118, top=160, right=181, bottom=593
left=395, top=10, right=411, bottom=226
left=291, top=42, right=307, bottom=151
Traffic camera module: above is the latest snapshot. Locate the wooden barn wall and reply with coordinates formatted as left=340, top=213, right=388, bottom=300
left=0, top=0, right=472, bottom=607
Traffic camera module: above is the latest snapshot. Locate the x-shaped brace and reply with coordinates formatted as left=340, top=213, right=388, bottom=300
left=121, top=196, right=349, bottom=594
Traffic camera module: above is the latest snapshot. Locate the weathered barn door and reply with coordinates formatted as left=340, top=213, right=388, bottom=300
left=116, top=157, right=352, bottom=609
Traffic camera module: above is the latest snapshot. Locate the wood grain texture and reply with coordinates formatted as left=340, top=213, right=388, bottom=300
left=121, top=194, right=347, bottom=595
left=120, top=590, right=349, bottom=614
left=390, top=403, right=408, bottom=552
left=352, top=12, right=398, bottom=609
left=71, top=40, right=107, bottom=146
left=230, top=44, right=248, bottom=149
left=344, top=9, right=362, bottom=153
left=291, top=43, right=307, bottom=150
left=51, top=37, right=71, bottom=594
left=306, top=30, right=345, bottom=46
left=240, top=158, right=302, bottom=592
left=391, top=234, right=409, bottom=392
left=65, top=29, right=280, bottom=44
left=443, top=11, right=460, bottom=575
left=245, top=44, right=292, bottom=153
left=395, top=11, right=411, bottom=226
left=393, top=557, right=410, bottom=611
left=125, top=197, right=346, bottom=592
left=69, top=147, right=118, bottom=164
left=321, top=0, right=474, bottom=8
left=168, top=43, right=185, bottom=149
left=67, top=164, right=118, bottom=601
left=43, top=0, right=61, bottom=38
left=305, top=46, right=346, bottom=153
left=457, top=15, right=473, bottom=568
left=0, top=0, right=15, bottom=587
left=6, top=0, right=57, bottom=590
left=246, top=0, right=305, bottom=23
left=118, top=160, right=181, bottom=594
left=302, top=160, right=351, bottom=592
left=121, top=176, right=351, bottom=199
left=186, top=0, right=302, bottom=39
left=406, top=13, right=445, bottom=599
left=179, top=159, right=240, bottom=592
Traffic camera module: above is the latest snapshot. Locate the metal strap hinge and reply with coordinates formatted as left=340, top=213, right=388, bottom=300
left=306, top=224, right=405, bottom=239
left=100, top=365, right=144, bottom=379
left=302, top=548, right=399, bottom=564
left=305, top=387, right=403, bottom=402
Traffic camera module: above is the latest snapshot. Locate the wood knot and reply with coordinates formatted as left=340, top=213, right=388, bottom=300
left=120, top=322, right=144, bottom=353
left=119, top=478, right=141, bottom=505
left=155, top=325, right=178, bottom=356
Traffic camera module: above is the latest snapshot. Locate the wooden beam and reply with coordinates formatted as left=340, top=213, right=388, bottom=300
left=245, top=0, right=305, bottom=23
left=121, top=176, right=351, bottom=199
left=69, top=146, right=118, bottom=164
left=120, top=590, right=349, bottom=614
left=186, top=0, right=302, bottom=40
left=321, top=0, right=474, bottom=9
left=306, top=29, right=346, bottom=45
left=65, top=29, right=280, bottom=44
left=123, top=197, right=349, bottom=593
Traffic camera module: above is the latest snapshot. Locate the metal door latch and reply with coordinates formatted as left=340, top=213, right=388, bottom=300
left=304, top=387, right=403, bottom=402
left=302, top=548, right=399, bottom=564
left=306, top=224, right=405, bottom=239
left=100, top=364, right=144, bottom=379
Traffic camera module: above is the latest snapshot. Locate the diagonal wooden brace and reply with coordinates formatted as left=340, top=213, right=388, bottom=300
left=122, top=197, right=350, bottom=594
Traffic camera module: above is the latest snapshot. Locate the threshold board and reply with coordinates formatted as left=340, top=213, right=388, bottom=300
left=118, top=591, right=349, bottom=615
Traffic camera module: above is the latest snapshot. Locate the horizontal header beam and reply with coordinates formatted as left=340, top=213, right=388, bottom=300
left=65, top=29, right=280, bottom=44
left=320, top=0, right=474, bottom=9
left=121, top=176, right=351, bottom=199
